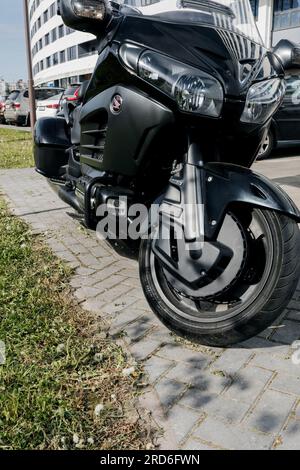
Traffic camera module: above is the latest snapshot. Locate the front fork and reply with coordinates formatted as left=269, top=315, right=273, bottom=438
left=152, top=138, right=233, bottom=292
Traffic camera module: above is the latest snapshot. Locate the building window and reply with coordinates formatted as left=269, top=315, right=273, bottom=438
left=31, top=24, right=36, bottom=38
left=53, top=53, right=59, bottom=66
left=44, top=9, right=49, bottom=23
left=60, top=77, right=70, bottom=89
left=37, top=16, right=41, bottom=29
left=249, top=0, right=259, bottom=19
left=50, top=2, right=56, bottom=17
left=60, top=50, right=66, bottom=63
left=40, top=60, right=44, bottom=71
left=51, top=28, right=57, bottom=42
left=69, top=76, right=79, bottom=84
left=67, top=46, right=77, bottom=61
left=66, top=26, right=74, bottom=35
left=58, top=24, right=64, bottom=38
left=45, top=33, right=50, bottom=46
left=250, top=0, right=259, bottom=20
left=78, top=40, right=98, bottom=58
left=79, top=74, right=92, bottom=82
left=274, top=0, right=300, bottom=30
left=46, top=56, right=51, bottom=68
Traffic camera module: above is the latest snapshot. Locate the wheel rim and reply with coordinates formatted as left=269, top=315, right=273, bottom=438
left=258, top=134, right=270, bottom=157
left=150, top=209, right=276, bottom=325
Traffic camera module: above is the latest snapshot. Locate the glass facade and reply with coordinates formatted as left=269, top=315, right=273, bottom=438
left=29, top=0, right=97, bottom=84
left=32, top=38, right=97, bottom=75
left=250, top=0, right=259, bottom=18
left=30, top=1, right=57, bottom=38
left=274, top=0, right=300, bottom=30
left=29, top=0, right=300, bottom=83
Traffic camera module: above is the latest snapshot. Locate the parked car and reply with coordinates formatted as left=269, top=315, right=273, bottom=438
left=58, top=83, right=82, bottom=112
left=62, top=83, right=82, bottom=103
left=0, top=95, right=7, bottom=123
left=3, top=90, right=21, bottom=125
left=258, top=71, right=300, bottom=159
left=4, top=87, right=64, bottom=126
left=36, top=93, right=64, bottom=120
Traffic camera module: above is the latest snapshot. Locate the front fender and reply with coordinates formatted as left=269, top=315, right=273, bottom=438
left=203, top=162, right=300, bottom=238
left=152, top=161, right=299, bottom=291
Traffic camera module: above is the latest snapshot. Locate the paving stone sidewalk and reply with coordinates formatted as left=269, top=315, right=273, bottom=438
left=1, top=167, right=300, bottom=450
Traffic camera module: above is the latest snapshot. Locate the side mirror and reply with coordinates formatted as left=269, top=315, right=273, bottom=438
left=273, top=39, right=300, bottom=71
left=60, top=0, right=112, bottom=36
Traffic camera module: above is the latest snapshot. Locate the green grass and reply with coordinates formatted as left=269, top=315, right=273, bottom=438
left=0, top=200, right=150, bottom=450
left=0, top=129, right=34, bottom=169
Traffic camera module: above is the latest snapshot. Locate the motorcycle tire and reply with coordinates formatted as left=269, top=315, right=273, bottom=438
left=139, top=209, right=300, bottom=346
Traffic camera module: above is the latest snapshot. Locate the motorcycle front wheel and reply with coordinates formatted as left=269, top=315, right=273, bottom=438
left=139, top=209, right=300, bottom=346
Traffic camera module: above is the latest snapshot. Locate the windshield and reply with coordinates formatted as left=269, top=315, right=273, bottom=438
left=64, top=85, right=81, bottom=96
left=120, top=0, right=263, bottom=45
left=35, top=89, right=64, bottom=100
left=7, top=91, right=20, bottom=101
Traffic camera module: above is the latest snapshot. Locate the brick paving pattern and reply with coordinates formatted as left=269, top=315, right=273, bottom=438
left=1, top=166, right=300, bottom=450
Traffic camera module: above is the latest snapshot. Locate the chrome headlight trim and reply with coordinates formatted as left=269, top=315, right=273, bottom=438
left=241, top=78, right=286, bottom=124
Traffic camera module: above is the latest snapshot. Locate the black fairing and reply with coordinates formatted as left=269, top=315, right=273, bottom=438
left=74, top=13, right=283, bottom=179
left=79, top=84, right=174, bottom=175
left=78, top=19, right=278, bottom=176
left=106, top=15, right=280, bottom=97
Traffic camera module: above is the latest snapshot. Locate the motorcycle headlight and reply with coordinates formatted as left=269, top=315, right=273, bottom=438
left=241, top=78, right=286, bottom=124
left=137, top=51, right=223, bottom=117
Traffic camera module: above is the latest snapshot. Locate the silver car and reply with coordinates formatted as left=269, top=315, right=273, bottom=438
left=4, top=87, right=64, bottom=126
left=3, top=90, right=21, bottom=124
left=0, top=95, right=7, bottom=123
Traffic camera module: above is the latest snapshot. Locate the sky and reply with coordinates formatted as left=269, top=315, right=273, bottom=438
left=0, top=0, right=27, bottom=83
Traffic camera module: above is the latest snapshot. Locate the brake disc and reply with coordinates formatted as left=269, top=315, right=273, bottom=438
left=162, top=213, right=247, bottom=299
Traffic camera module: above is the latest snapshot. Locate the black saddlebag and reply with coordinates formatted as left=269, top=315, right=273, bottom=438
left=34, top=117, right=70, bottom=178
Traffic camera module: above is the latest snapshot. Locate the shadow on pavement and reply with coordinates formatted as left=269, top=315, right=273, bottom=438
left=273, top=175, right=300, bottom=188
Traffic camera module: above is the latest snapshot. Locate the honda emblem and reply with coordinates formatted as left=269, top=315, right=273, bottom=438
left=111, top=94, right=123, bottom=114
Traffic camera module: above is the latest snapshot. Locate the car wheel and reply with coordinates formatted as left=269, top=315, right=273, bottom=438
left=257, top=130, right=274, bottom=160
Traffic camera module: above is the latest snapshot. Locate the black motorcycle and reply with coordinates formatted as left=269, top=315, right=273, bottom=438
left=34, top=0, right=300, bottom=346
